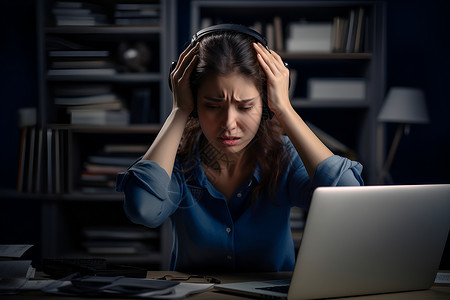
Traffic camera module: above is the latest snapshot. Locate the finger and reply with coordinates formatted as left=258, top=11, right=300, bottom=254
left=254, top=42, right=287, bottom=74
left=176, top=42, right=198, bottom=68
left=254, top=43, right=279, bottom=77
left=178, top=55, right=198, bottom=85
left=172, top=43, right=199, bottom=82
left=253, top=43, right=280, bottom=74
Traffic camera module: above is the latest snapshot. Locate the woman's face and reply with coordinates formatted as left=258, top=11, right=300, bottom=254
left=196, top=72, right=263, bottom=155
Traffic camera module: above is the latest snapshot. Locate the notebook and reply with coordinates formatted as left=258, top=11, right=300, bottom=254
left=214, top=184, right=450, bottom=300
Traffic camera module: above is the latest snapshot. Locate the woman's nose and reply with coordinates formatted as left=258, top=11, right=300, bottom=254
left=221, top=106, right=237, bottom=130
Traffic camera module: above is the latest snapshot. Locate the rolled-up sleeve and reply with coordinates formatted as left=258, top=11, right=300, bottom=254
left=116, top=160, right=182, bottom=228
left=311, top=155, right=364, bottom=188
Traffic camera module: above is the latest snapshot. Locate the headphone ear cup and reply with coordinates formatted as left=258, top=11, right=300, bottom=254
left=168, top=61, right=177, bottom=92
left=168, top=60, right=198, bottom=118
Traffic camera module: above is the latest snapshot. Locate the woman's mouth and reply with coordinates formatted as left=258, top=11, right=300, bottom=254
left=218, top=136, right=240, bottom=146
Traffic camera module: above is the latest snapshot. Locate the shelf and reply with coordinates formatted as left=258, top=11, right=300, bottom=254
left=60, top=251, right=164, bottom=264
left=0, top=189, right=124, bottom=202
left=291, top=99, right=370, bottom=109
left=280, top=52, right=372, bottom=60
left=45, top=25, right=161, bottom=35
left=48, top=124, right=161, bottom=133
left=47, top=73, right=162, bottom=83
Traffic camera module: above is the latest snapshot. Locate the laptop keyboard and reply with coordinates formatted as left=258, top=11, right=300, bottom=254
left=256, top=285, right=290, bottom=293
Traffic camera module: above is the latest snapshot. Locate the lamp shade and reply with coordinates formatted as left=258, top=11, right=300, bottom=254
left=378, top=87, right=429, bottom=124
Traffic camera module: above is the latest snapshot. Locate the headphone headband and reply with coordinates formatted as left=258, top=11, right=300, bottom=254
left=191, top=24, right=270, bottom=51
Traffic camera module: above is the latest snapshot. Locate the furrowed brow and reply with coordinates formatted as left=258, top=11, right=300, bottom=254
left=204, top=96, right=225, bottom=102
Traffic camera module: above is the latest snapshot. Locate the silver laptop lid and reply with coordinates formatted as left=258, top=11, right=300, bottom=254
left=289, top=185, right=450, bottom=300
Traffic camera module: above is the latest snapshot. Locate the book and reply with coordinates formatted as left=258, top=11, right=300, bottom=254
left=70, top=109, right=129, bottom=126
left=265, top=23, right=275, bottom=50
left=83, top=226, right=158, bottom=240
left=26, top=127, right=36, bottom=193
left=17, top=127, right=28, bottom=192
left=50, top=60, right=115, bottom=69
left=49, top=50, right=109, bottom=57
left=345, top=9, right=356, bottom=53
left=48, top=68, right=116, bottom=76
left=102, top=144, right=148, bottom=154
left=307, top=78, right=366, bottom=101
left=354, top=7, right=366, bottom=53
left=332, top=16, right=349, bottom=53
left=53, top=84, right=113, bottom=97
left=273, top=16, right=284, bottom=51
left=55, top=93, right=120, bottom=106
left=66, top=101, right=123, bottom=112
left=87, top=155, right=137, bottom=166
left=82, top=241, right=151, bottom=254
left=82, top=163, right=127, bottom=175
left=34, top=129, right=44, bottom=193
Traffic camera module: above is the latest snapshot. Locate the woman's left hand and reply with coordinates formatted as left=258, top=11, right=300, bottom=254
left=253, top=42, right=291, bottom=118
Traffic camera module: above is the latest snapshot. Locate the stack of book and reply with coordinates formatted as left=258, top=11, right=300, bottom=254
left=53, top=85, right=129, bottom=126
left=82, top=226, right=157, bottom=256
left=80, top=144, right=147, bottom=193
left=47, top=49, right=116, bottom=77
left=52, top=1, right=108, bottom=26
left=114, top=3, right=161, bottom=26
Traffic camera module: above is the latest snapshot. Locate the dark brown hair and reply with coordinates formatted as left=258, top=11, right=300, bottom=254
left=177, top=31, right=289, bottom=201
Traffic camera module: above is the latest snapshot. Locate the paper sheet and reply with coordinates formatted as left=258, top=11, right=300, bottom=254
left=0, top=245, right=33, bottom=258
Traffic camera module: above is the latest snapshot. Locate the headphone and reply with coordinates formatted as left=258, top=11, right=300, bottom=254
left=168, top=24, right=290, bottom=120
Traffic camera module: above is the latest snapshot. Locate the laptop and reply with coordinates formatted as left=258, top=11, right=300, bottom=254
left=214, top=184, right=450, bottom=299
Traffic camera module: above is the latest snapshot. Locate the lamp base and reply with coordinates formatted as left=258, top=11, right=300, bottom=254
left=377, top=123, right=405, bottom=184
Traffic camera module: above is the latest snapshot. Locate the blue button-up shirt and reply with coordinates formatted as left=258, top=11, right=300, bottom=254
left=116, top=137, right=363, bottom=272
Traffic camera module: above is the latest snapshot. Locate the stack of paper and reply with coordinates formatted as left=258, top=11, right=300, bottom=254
left=286, top=22, right=333, bottom=53
left=42, top=274, right=214, bottom=299
left=307, top=78, right=366, bottom=100
left=0, top=245, right=35, bottom=294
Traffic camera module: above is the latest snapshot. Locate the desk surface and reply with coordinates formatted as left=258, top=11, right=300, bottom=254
left=11, top=272, right=450, bottom=300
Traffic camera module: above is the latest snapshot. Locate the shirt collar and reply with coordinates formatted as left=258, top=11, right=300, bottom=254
left=192, top=138, right=262, bottom=187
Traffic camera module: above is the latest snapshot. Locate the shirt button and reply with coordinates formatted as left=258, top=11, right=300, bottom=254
left=236, top=192, right=242, bottom=198
left=227, top=255, right=232, bottom=260
left=226, top=227, right=231, bottom=234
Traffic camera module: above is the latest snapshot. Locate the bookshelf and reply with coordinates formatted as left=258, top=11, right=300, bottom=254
left=24, top=0, right=177, bottom=270
left=191, top=0, right=387, bottom=184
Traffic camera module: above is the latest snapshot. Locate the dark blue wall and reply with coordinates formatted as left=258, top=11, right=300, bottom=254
left=385, top=0, right=450, bottom=184
left=0, top=1, right=37, bottom=189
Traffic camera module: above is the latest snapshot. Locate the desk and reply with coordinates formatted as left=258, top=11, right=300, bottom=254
left=10, top=272, right=450, bottom=300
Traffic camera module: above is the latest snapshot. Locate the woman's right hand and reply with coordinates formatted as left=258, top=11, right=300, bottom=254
left=169, top=43, right=199, bottom=115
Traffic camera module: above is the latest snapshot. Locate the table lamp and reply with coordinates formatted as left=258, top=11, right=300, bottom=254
left=377, top=87, right=429, bottom=183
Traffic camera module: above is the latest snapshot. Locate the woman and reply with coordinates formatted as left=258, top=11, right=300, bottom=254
left=116, top=26, right=363, bottom=272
